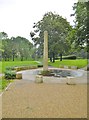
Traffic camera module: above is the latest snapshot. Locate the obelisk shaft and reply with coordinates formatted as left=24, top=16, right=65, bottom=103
left=43, top=31, right=48, bottom=71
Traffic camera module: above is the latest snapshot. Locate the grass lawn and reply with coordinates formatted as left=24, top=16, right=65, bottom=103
left=0, top=60, right=40, bottom=91
left=0, top=59, right=88, bottom=73
left=0, top=60, right=40, bottom=73
left=0, top=77, right=13, bottom=92
left=49, top=59, right=88, bottom=68
left=0, top=59, right=88, bottom=91
left=0, top=62, right=2, bottom=73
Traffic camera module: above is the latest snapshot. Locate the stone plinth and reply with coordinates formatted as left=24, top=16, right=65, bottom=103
left=35, top=75, right=43, bottom=83
left=16, top=73, right=22, bottom=79
left=66, top=77, right=76, bottom=85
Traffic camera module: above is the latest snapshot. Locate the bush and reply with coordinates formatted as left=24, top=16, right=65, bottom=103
left=4, top=70, right=16, bottom=79
left=63, top=55, right=76, bottom=60
left=6, top=66, right=15, bottom=71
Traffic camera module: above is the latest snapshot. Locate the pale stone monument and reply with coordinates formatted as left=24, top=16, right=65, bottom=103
left=43, top=31, right=48, bottom=71
left=35, top=31, right=48, bottom=83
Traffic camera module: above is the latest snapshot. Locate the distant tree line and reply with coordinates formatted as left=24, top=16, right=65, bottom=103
left=0, top=32, right=33, bottom=61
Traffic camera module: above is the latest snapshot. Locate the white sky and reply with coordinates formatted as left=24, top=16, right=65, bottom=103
left=0, top=0, right=78, bottom=41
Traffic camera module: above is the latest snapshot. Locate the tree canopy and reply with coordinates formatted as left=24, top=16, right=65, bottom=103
left=0, top=32, right=33, bottom=61
left=30, top=12, right=72, bottom=61
left=71, top=2, right=89, bottom=52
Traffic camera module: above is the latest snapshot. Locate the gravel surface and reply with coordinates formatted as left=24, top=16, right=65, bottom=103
left=1, top=80, right=87, bottom=118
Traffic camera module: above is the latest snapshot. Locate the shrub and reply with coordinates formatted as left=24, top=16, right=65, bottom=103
left=63, top=55, right=76, bottom=60
left=4, top=70, right=16, bottom=79
left=6, top=66, right=15, bottom=71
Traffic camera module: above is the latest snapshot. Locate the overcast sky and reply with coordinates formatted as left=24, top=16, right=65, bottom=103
left=0, top=0, right=78, bottom=41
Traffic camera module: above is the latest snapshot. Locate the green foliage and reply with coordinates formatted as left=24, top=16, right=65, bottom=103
left=0, top=61, right=2, bottom=73
left=71, top=2, right=88, bottom=51
left=6, top=66, right=15, bottom=71
left=1, top=33, right=33, bottom=61
left=0, top=32, right=8, bottom=39
left=4, top=70, right=16, bottom=79
left=1, top=80, right=10, bottom=90
left=0, top=77, right=12, bottom=91
left=30, top=12, right=72, bottom=58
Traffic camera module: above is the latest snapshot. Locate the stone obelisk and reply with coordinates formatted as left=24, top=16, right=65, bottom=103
left=43, top=31, right=48, bottom=71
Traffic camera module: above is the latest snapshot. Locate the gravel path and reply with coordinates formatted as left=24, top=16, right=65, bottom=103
left=1, top=80, right=87, bottom=118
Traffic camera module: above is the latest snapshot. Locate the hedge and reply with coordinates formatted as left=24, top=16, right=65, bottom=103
left=63, top=55, right=76, bottom=60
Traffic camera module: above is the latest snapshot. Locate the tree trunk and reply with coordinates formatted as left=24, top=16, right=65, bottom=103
left=50, top=57, right=52, bottom=62
left=52, top=52, right=55, bottom=63
left=21, top=56, right=23, bottom=61
left=12, top=55, right=14, bottom=61
left=60, top=53, right=62, bottom=61
left=5, top=56, right=7, bottom=61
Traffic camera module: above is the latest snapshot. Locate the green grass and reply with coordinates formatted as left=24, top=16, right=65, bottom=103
left=49, top=59, right=88, bottom=68
left=0, top=59, right=88, bottom=73
left=0, top=59, right=88, bottom=91
left=0, top=62, right=2, bottom=73
left=0, top=77, right=13, bottom=91
left=0, top=60, right=40, bottom=91
left=0, top=60, right=40, bottom=73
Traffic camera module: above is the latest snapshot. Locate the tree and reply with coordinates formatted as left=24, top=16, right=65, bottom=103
left=2, top=38, right=13, bottom=61
left=71, top=2, right=89, bottom=52
left=0, top=32, right=9, bottom=61
left=14, top=36, right=33, bottom=61
left=0, top=32, right=8, bottom=40
left=1, top=33, right=33, bottom=61
left=30, top=12, right=72, bottom=62
left=0, top=32, right=8, bottom=60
